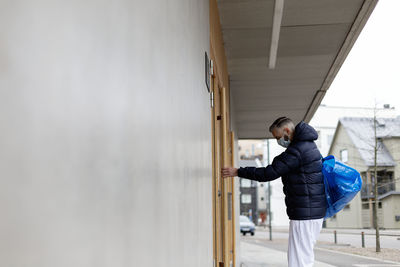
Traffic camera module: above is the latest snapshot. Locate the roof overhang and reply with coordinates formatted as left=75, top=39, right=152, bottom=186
left=218, top=0, right=378, bottom=139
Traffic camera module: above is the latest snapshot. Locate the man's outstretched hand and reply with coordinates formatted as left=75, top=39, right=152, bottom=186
left=221, top=167, right=238, bottom=178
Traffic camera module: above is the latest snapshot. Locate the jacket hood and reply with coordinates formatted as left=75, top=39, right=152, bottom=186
left=293, top=121, right=318, bottom=142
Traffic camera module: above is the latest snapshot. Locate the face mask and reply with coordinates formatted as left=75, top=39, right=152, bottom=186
left=277, top=135, right=291, bottom=148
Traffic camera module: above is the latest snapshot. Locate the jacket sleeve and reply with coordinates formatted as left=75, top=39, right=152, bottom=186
left=237, top=146, right=301, bottom=182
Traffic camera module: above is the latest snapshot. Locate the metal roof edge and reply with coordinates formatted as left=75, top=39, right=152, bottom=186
left=303, top=0, right=379, bottom=123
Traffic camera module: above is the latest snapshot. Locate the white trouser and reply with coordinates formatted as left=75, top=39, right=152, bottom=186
left=288, top=218, right=324, bottom=267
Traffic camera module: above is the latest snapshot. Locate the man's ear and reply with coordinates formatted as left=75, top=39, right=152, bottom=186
left=283, top=127, right=290, bottom=135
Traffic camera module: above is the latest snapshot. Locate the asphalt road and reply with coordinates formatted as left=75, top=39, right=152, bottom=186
left=241, top=230, right=400, bottom=267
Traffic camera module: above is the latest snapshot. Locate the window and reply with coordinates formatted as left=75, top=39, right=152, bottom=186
left=377, top=171, right=394, bottom=195
left=241, top=194, right=251, bottom=204
left=260, top=197, right=264, bottom=201
left=340, top=149, right=348, bottom=163
left=343, top=204, right=350, bottom=210
left=241, top=179, right=251, bottom=188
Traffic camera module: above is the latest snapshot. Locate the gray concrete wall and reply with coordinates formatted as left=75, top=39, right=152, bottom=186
left=0, top=1, right=211, bottom=266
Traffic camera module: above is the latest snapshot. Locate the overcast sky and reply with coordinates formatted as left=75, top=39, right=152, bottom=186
left=320, top=0, right=400, bottom=114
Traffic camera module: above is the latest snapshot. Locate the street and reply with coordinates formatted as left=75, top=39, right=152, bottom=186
left=240, top=228, right=400, bottom=267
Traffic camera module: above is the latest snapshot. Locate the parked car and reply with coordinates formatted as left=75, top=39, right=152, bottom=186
left=240, top=215, right=255, bottom=236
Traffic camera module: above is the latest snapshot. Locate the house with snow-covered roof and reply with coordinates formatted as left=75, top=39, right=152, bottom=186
left=325, top=117, right=400, bottom=229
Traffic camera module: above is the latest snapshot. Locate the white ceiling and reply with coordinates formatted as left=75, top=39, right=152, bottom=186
left=217, top=0, right=377, bottom=139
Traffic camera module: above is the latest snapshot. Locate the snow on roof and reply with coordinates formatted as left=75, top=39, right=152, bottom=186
left=339, top=117, right=399, bottom=167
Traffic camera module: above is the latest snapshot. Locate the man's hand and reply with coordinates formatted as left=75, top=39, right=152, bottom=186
left=221, top=167, right=238, bottom=178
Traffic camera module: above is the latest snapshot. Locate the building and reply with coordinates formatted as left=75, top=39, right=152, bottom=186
left=239, top=159, right=260, bottom=225
left=239, top=139, right=290, bottom=227
left=238, top=140, right=269, bottom=225
left=325, top=117, right=400, bottom=229
left=310, top=104, right=397, bottom=157
left=0, top=0, right=377, bottom=266
left=238, top=140, right=264, bottom=160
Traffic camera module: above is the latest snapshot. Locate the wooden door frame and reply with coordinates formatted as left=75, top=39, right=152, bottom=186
left=211, top=69, right=222, bottom=265
left=211, top=63, right=236, bottom=267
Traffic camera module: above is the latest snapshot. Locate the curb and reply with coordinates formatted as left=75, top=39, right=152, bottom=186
left=315, top=247, right=400, bottom=265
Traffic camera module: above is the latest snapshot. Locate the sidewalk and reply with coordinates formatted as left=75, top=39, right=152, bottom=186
left=250, top=227, right=400, bottom=264
left=256, top=226, right=400, bottom=237
left=240, top=237, right=400, bottom=267
left=240, top=241, right=335, bottom=267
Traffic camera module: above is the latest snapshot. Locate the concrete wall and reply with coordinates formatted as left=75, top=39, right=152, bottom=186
left=326, top=124, right=364, bottom=228
left=382, top=195, right=400, bottom=229
left=361, top=205, right=383, bottom=228
left=0, top=1, right=212, bottom=266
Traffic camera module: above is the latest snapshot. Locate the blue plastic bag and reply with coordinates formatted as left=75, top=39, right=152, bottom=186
left=322, top=155, right=362, bottom=219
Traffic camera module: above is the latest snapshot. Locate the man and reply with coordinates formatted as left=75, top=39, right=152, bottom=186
left=221, top=117, right=326, bottom=267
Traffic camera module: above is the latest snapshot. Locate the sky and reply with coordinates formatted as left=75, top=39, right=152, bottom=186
left=320, top=0, right=400, bottom=114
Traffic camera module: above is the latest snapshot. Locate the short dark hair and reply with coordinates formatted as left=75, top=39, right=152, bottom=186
left=269, top=117, right=293, bottom=132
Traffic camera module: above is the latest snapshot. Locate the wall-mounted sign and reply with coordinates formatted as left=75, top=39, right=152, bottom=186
left=205, top=52, right=210, bottom=92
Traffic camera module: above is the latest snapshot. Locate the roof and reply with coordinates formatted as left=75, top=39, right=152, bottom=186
left=375, top=117, right=400, bottom=138
left=218, top=0, right=378, bottom=139
left=338, top=117, right=399, bottom=167
left=310, top=105, right=398, bottom=129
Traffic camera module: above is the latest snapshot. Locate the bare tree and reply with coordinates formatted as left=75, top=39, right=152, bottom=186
left=336, top=104, right=386, bottom=252
left=373, top=105, right=381, bottom=252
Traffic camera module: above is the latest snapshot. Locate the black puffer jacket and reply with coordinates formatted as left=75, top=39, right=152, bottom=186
left=238, top=121, right=326, bottom=220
